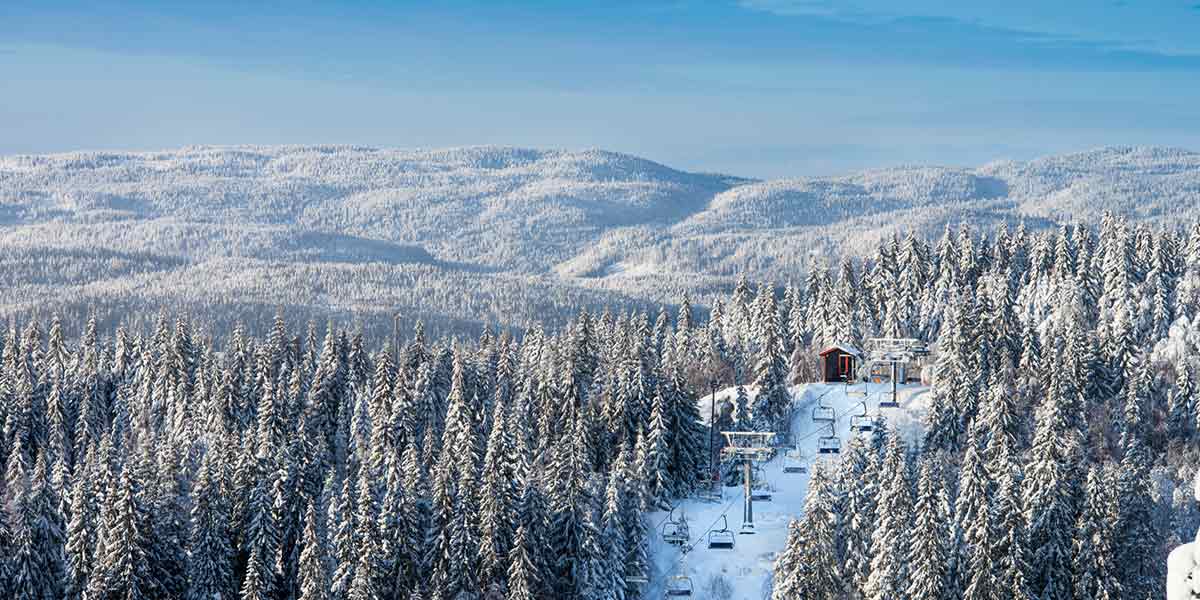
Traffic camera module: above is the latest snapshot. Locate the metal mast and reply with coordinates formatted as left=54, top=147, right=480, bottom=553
left=720, top=431, right=775, bottom=534
left=864, top=337, right=929, bottom=407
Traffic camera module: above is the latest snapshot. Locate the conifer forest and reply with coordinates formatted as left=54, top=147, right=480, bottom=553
left=3, top=213, right=1200, bottom=600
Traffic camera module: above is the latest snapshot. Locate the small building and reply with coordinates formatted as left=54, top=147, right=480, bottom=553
left=819, top=344, right=862, bottom=383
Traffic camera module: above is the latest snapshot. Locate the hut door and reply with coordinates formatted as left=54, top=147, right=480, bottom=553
left=839, top=355, right=852, bottom=379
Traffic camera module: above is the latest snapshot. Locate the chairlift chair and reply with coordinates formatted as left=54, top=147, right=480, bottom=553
left=624, top=574, right=649, bottom=585
left=850, top=414, right=875, bottom=433
left=750, top=466, right=773, bottom=501
left=665, top=575, right=694, bottom=597
left=696, top=469, right=723, bottom=502
left=782, top=446, right=807, bottom=474
left=750, top=464, right=769, bottom=487
left=812, top=405, right=835, bottom=423
left=849, top=402, right=874, bottom=433
left=817, top=424, right=841, bottom=455
left=661, top=509, right=690, bottom=546
left=707, top=516, right=735, bottom=550
left=879, top=395, right=900, bottom=409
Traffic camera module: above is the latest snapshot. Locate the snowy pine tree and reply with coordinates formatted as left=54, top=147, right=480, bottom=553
left=865, top=435, right=914, bottom=600
left=906, top=455, right=950, bottom=600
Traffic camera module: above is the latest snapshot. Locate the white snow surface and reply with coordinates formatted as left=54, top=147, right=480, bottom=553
left=646, top=381, right=930, bottom=600
left=1167, top=471, right=1200, bottom=600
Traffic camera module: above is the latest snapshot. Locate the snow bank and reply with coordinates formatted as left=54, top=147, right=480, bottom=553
left=1167, top=471, right=1200, bottom=600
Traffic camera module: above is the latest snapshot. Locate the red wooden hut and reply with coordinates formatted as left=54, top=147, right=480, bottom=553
left=820, top=344, right=862, bottom=383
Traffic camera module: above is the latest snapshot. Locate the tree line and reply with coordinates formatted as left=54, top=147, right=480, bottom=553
left=1, top=212, right=1199, bottom=599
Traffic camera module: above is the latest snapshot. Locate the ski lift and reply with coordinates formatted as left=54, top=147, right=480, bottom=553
left=845, top=378, right=868, bottom=397
left=665, top=575, right=694, bottom=597
left=696, top=469, right=722, bottom=502
left=850, top=414, right=874, bottom=433
left=818, top=423, right=841, bottom=455
left=662, top=508, right=690, bottom=546
left=707, top=516, right=735, bottom=550
left=849, top=402, right=874, bottom=434
left=750, top=466, right=773, bottom=501
left=812, top=404, right=835, bottom=423
left=879, top=395, right=900, bottom=409
left=782, top=446, right=807, bottom=474
left=625, top=573, right=649, bottom=585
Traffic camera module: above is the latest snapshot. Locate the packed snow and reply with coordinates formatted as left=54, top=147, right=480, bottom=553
left=646, top=381, right=930, bottom=599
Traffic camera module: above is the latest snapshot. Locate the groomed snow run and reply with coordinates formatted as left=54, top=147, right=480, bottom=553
left=646, top=381, right=930, bottom=600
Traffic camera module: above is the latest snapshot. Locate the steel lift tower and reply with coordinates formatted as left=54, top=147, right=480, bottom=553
left=720, top=431, right=775, bottom=535
left=865, top=337, right=929, bottom=408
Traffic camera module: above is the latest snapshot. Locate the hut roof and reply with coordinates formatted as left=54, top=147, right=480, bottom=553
left=819, top=343, right=862, bottom=357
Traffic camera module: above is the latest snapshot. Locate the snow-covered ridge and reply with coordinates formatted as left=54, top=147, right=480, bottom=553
left=2, top=143, right=1199, bottom=334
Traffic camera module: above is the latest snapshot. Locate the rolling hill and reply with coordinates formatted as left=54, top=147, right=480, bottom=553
left=1, top=144, right=1197, bottom=338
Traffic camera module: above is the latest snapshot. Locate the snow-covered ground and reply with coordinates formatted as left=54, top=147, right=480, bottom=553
left=646, top=381, right=930, bottom=600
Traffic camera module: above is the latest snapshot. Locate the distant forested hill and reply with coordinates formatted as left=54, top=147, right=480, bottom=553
left=1, top=144, right=1197, bottom=338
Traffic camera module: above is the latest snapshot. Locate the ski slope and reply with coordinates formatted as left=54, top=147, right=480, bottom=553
left=646, top=381, right=930, bottom=600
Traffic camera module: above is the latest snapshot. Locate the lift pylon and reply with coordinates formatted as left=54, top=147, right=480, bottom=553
left=720, top=431, right=776, bottom=535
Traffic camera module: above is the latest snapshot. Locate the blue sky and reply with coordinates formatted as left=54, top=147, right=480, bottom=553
left=3, top=0, right=1200, bottom=178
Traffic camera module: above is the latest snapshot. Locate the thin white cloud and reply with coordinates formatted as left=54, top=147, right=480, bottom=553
left=737, top=0, right=1200, bottom=55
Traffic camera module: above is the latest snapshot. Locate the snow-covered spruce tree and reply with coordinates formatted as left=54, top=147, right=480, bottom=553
left=752, top=289, right=791, bottom=432
left=64, top=446, right=99, bottom=600
left=804, top=264, right=831, bottom=351
left=505, top=523, right=541, bottom=600
left=773, top=462, right=841, bottom=599
left=641, top=388, right=673, bottom=509
left=425, top=353, right=472, bottom=600
left=348, top=458, right=384, bottom=600
left=864, top=434, right=914, bottom=600
left=8, top=450, right=63, bottom=600
left=833, top=258, right=864, bottom=347
left=443, top=418, right=482, bottom=600
left=662, top=346, right=706, bottom=498
left=924, top=297, right=976, bottom=453
left=548, top=410, right=603, bottom=600
left=188, top=447, right=235, bottom=600
left=239, top=450, right=279, bottom=600
left=477, top=395, right=517, bottom=595
left=330, top=468, right=358, bottom=599
left=953, top=424, right=988, bottom=600
left=614, top=442, right=649, bottom=599
left=979, top=369, right=1022, bottom=467
left=1168, top=360, right=1195, bottom=442
left=838, top=435, right=878, bottom=597
left=598, top=469, right=628, bottom=600
left=375, top=438, right=422, bottom=598
left=297, top=502, right=331, bottom=600
left=990, top=462, right=1032, bottom=600
left=733, top=383, right=752, bottom=431
left=771, top=519, right=806, bottom=600
left=86, top=457, right=154, bottom=600
left=906, top=455, right=950, bottom=600
left=1177, top=220, right=1200, bottom=318
left=1117, top=370, right=1162, bottom=600
left=1071, top=465, right=1122, bottom=600
left=1022, top=369, right=1082, bottom=600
